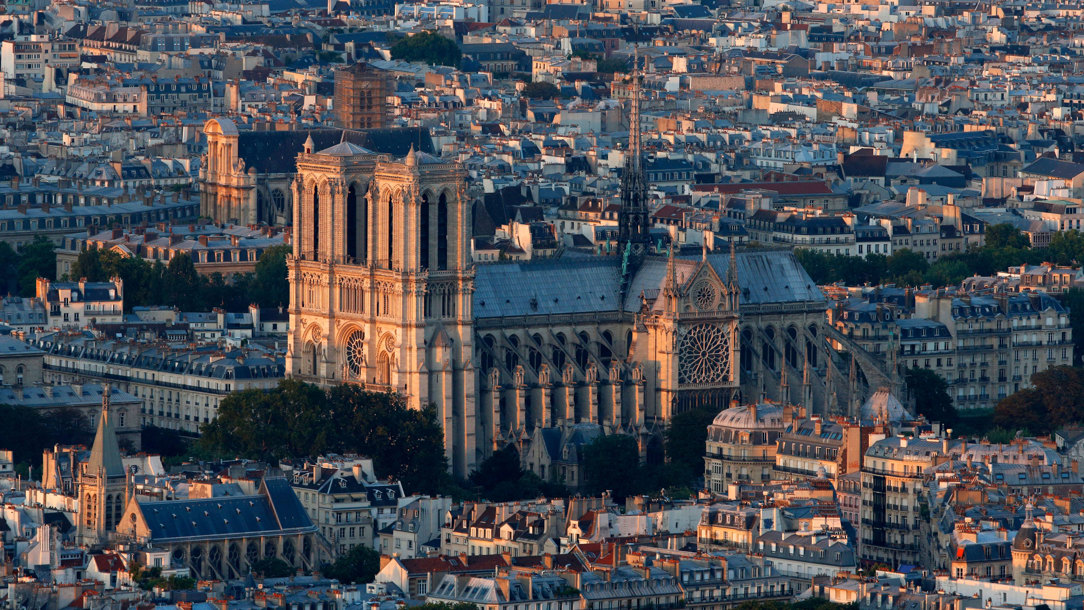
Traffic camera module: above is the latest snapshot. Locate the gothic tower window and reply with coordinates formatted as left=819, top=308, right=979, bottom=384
left=378, top=351, right=392, bottom=386
left=437, top=192, right=449, bottom=270
left=387, top=193, right=394, bottom=265
left=312, top=184, right=321, bottom=257
left=272, top=189, right=285, bottom=215
left=347, top=184, right=358, bottom=261
left=420, top=193, right=430, bottom=269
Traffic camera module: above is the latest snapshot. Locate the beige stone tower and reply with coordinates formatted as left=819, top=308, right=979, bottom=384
left=286, top=141, right=476, bottom=476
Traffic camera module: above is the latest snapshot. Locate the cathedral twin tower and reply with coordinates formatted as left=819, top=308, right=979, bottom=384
left=286, top=139, right=477, bottom=475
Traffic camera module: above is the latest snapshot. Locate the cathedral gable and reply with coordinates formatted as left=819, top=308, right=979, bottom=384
left=679, top=260, right=729, bottom=316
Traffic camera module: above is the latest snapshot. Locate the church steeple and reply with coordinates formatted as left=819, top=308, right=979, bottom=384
left=88, top=386, right=125, bottom=480
left=618, top=46, right=651, bottom=300
left=78, top=385, right=128, bottom=546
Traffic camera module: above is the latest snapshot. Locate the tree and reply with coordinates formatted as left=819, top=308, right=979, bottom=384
left=141, top=425, right=189, bottom=457
left=905, top=367, right=957, bottom=426
left=250, top=245, right=290, bottom=308
left=993, top=388, right=1049, bottom=435
left=390, top=31, right=461, bottom=67
left=596, top=58, right=630, bottom=74
left=665, top=407, right=717, bottom=485
left=251, top=558, right=294, bottom=578
left=199, top=379, right=328, bottom=461
left=886, top=249, right=928, bottom=283
left=582, top=434, right=642, bottom=500
left=164, top=253, right=202, bottom=311
left=992, top=367, right=1084, bottom=436
left=468, top=446, right=567, bottom=501
left=522, top=81, right=561, bottom=99
left=200, top=380, right=449, bottom=495
left=322, top=545, right=380, bottom=584
left=1029, top=366, right=1084, bottom=429
left=17, top=235, right=55, bottom=296
left=985, top=223, right=1031, bottom=250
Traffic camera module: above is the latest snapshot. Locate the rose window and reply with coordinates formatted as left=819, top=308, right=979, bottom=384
left=678, top=323, right=731, bottom=385
left=346, top=331, right=365, bottom=377
left=694, top=281, right=717, bottom=311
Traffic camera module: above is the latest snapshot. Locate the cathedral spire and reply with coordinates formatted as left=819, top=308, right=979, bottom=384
left=629, top=45, right=642, bottom=175
left=618, top=45, right=651, bottom=303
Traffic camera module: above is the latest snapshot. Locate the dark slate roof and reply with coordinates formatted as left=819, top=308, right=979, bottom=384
left=1021, top=157, right=1084, bottom=179
left=237, top=129, right=339, bottom=174
left=472, top=250, right=823, bottom=319
left=237, top=128, right=433, bottom=175
left=262, top=478, right=313, bottom=529
left=137, top=478, right=314, bottom=542
left=473, top=258, right=621, bottom=320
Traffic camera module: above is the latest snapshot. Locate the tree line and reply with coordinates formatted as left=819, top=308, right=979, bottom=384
left=794, top=224, right=1084, bottom=289
left=0, top=234, right=59, bottom=297
left=0, top=404, right=98, bottom=473
left=468, top=407, right=715, bottom=502
left=993, top=366, right=1084, bottom=437
left=69, top=244, right=289, bottom=312
left=198, top=380, right=449, bottom=495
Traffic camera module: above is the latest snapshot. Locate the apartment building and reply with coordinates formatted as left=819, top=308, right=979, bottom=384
left=66, top=74, right=147, bottom=114
left=859, top=436, right=955, bottom=569
left=704, top=401, right=786, bottom=494
left=830, top=287, right=1074, bottom=411
left=289, top=455, right=404, bottom=561
left=35, top=278, right=124, bottom=329
left=0, top=35, right=79, bottom=84
left=914, top=289, right=1074, bottom=407
left=28, top=333, right=284, bottom=433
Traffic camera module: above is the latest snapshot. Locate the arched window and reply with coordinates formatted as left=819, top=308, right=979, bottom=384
left=312, top=184, right=321, bottom=257
left=420, top=194, right=430, bottom=269
left=256, top=190, right=266, bottom=224
left=378, top=352, right=392, bottom=386
left=437, top=192, right=449, bottom=270
left=271, top=189, right=285, bottom=214
left=387, top=193, right=394, bottom=265
left=347, top=184, right=358, bottom=260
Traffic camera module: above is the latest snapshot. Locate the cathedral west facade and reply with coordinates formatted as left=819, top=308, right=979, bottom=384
left=285, top=81, right=827, bottom=479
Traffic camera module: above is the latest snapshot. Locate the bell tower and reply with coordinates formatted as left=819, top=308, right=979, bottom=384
left=286, top=143, right=477, bottom=476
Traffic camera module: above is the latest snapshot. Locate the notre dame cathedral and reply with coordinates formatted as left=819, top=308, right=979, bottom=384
left=286, top=75, right=826, bottom=479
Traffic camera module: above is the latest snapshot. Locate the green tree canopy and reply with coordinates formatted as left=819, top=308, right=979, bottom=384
left=522, top=81, right=561, bottom=99
left=993, top=388, right=1046, bottom=436
left=251, top=558, right=294, bottom=578
left=582, top=434, right=642, bottom=500
left=991, top=366, right=1084, bottom=436
left=467, top=445, right=568, bottom=501
left=985, top=223, right=1031, bottom=250
left=322, top=545, right=380, bottom=584
left=596, top=58, right=630, bottom=74
left=905, top=367, right=957, bottom=426
left=18, top=235, right=55, bottom=296
left=66, top=246, right=288, bottom=312
left=200, top=380, right=448, bottom=494
left=665, top=407, right=716, bottom=485
left=390, top=31, right=461, bottom=67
